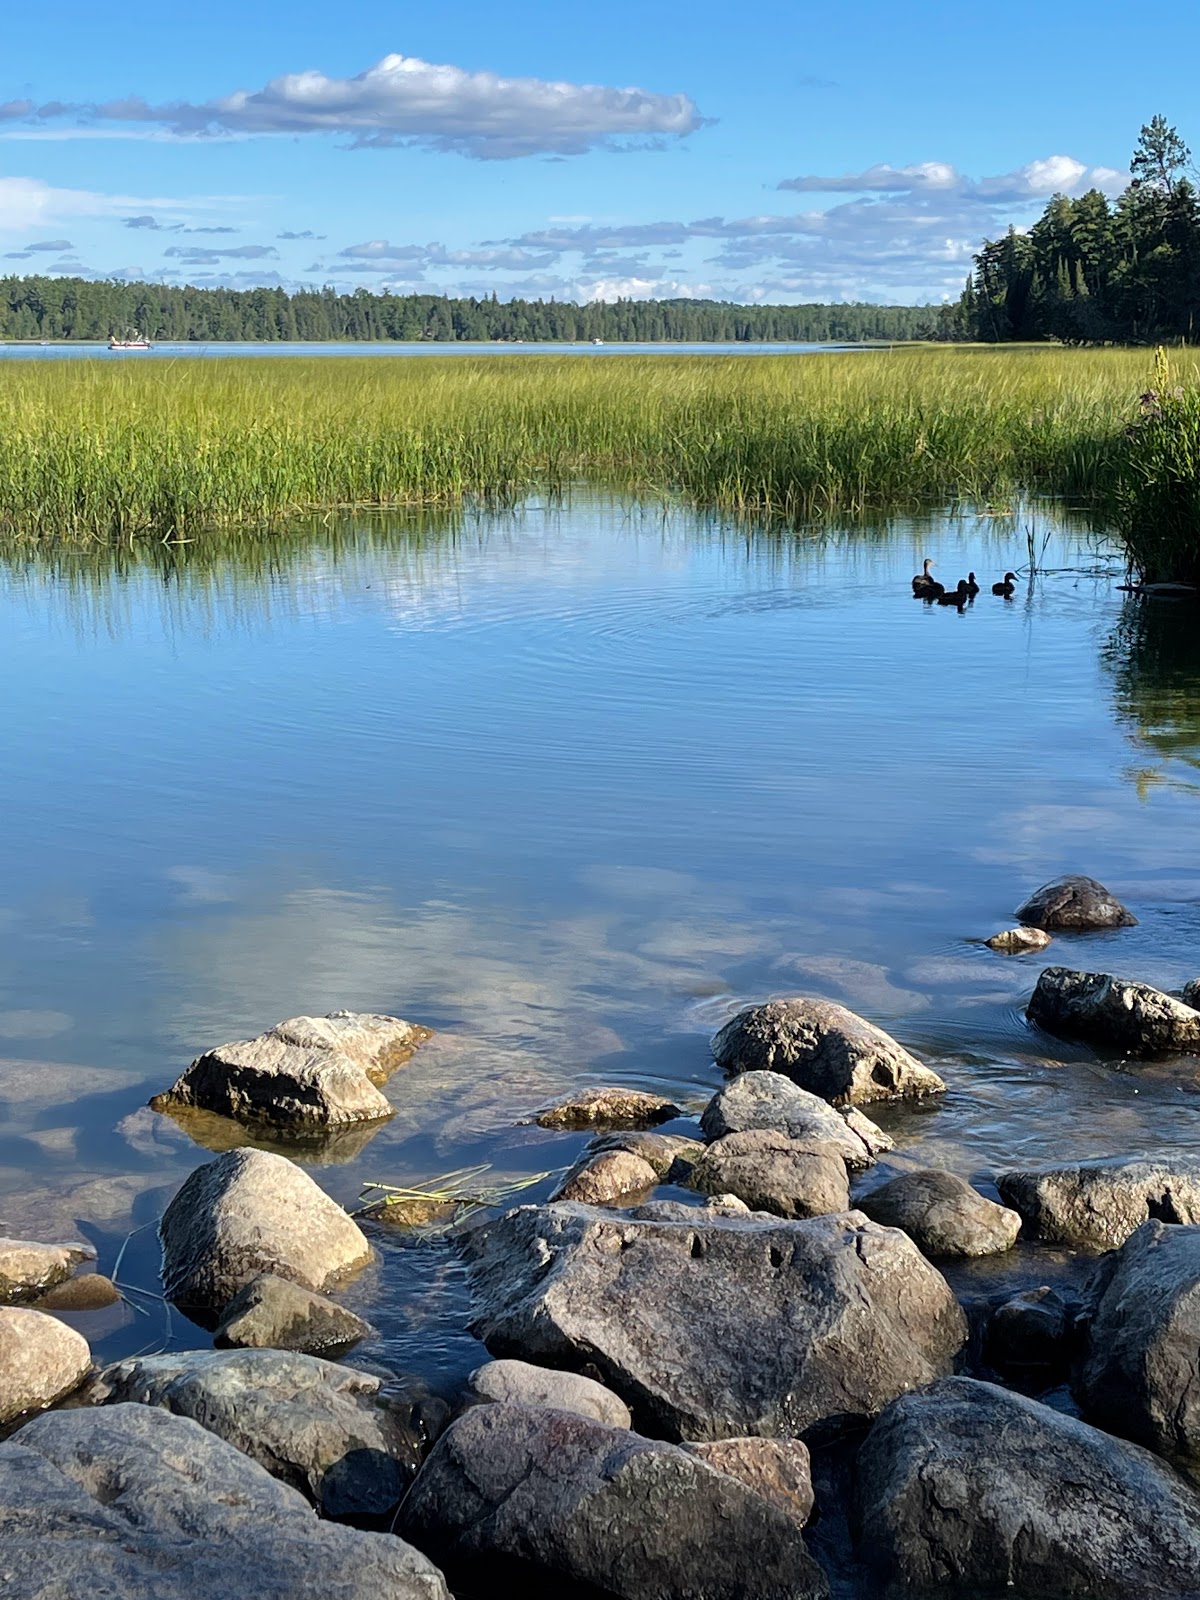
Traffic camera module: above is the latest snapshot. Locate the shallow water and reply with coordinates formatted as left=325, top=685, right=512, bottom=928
left=0, top=339, right=851, bottom=361
left=0, top=501, right=1198, bottom=1389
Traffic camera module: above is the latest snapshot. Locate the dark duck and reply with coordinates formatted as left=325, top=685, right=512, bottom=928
left=992, top=571, right=1017, bottom=596
left=912, top=558, right=942, bottom=597
left=936, top=579, right=971, bottom=608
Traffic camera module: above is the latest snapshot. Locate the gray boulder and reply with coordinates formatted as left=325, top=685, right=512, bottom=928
left=855, top=1376, right=1200, bottom=1598
left=0, top=1403, right=449, bottom=1598
left=159, top=1148, right=371, bottom=1319
left=683, top=1437, right=814, bottom=1525
left=0, top=1236, right=94, bottom=1303
left=1027, top=967, right=1200, bottom=1056
left=461, top=1202, right=966, bottom=1441
left=685, top=1130, right=851, bottom=1219
left=399, top=1401, right=828, bottom=1600
left=857, top=1169, right=1021, bottom=1258
left=94, top=1347, right=425, bottom=1522
left=997, top=1155, right=1200, bottom=1250
left=1184, top=978, right=1200, bottom=1009
left=0, top=1306, right=91, bottom=1424
left=466, top=1358, right=632, bottom=1427
left=1080, top=1220, right=1200, bottom=1461
left=151, top=1010, right=431, bottom=1131
left=700, top=1071, right=879, bottom=1169
left=1016, top=874, right=1137, bottom=930
left=711, top=998, right=944, bottom=1105
left=214, top=1272, right=373, bottom=1354
left=586, top=1128, right=705, bottom=1180
left=535, top=1086, right=681, bottom=1130
left=550, top=1148, right=659, bottom=1205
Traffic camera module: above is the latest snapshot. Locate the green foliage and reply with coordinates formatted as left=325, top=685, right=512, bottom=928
left=1113, top=349, right=1200, bottom=583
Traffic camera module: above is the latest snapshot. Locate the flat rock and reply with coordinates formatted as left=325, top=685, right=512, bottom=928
left=159, top=1148, right=371, bottom=1320
left=685, top=1130, right=851, bottom=1219
left=0, top=1305, right=91, bottom=1423
left=683, top=1437, right=814, bottom=1525
left=535, top=1086, right=681, bottom=1130
left=94, top=1348, right=424, bottom=1522
left=711, top=998, right=944, bottom=1105
left=0, top=1403, right=449, bottom=1598
left=36, top=1273, right=121, bottom=1311
left=1027, top=967, right=1200, bottom=1056
left=214, top=1271, right=373, bottom=1354
left=997, top=1155, right=1200, bottom=1250
left=550, top=1148, right=659, bottom=1205
left=855, top=1376, right=1200, bottom=1598
left=0, top=1236, right=94, bottom=1303
left=399, top=1402, right=829, bottom=1600
left=986, top=926, right=1054, bottom=953
left=466, top=1358, right=632, bottom=1428
left=460, top=1202, right=966, bottom=1442
left=857, top=1169, right=1021, bottom=1258
left=1016, top=874, right=1137, bottom=931
left=700, top=1071, right=878, bottom=1169
left=151, top=1010, right=431, bottom=1131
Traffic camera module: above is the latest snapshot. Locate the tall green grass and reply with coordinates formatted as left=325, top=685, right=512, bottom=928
left=1, top=346, right=1197, bottom=569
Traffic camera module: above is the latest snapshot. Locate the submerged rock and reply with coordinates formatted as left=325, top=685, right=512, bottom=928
left=0, top=1306, right=91, bottom=1423
left=466, top=1358, right=632, bottom=1428
left=997, top=1155, right=1200, bottom=1250
left=857, top=1169, right=1021, bottom=1258
left=1016, top=875, right=1137, bottom=931
left=550, top=1148, right=659, bottom=1205
left=986, top=926, right=1053, bottom=953
left=1027, top=967, right=1200, bottom=1056
left=399, top=1402, right=829, bottom=1600
left=711, top=999, right=944, bottom=1105
left=986, top=1287, right=1075, bottom=1375
left=700, top=1071, right=879, bottom=1169
left=0, top=1236, right=94, bottom=1304
left=151, top=1010, right=431, bottom=1131
left=534, top=1086, right=681, bottom=1130
left=0, top=1404, right=450, bottom=1598
left=855, top=1376, right=1200, bottom=1599
left=461, top=1202, right=966, bottom=1442
left=159, top=1148, right=371, bottom=1319
left=213, top=1272, right=372, bottom=1355
left=36, top=1273, right=121, bottom=1311
left=684, top=1130, right=851, bottom=1219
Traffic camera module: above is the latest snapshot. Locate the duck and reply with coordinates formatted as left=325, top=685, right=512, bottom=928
left=936, top=579, right=971, bottom=608
left=912, top=558, right=939, bottom=595
left=992, top=571, right=1017, bottom=596
left=966, top=572, right=980, bottom=597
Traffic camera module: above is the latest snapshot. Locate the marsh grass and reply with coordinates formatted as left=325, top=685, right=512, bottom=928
left=2, top=346, right=1198, bottom=566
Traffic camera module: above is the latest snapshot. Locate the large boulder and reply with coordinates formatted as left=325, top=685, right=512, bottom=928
left=213, top=1271, right=372, bottom=1354
left=159, top=1148, right=371, bottom=1319
left=94, top=1348, right=426, bottom=1522
left=460, top=1202, right=966, bottom=1442
left=857, top=1169, right=1021, bottom=1258
left=0, top=1306, right=91, bottom=1423
left=683, top=1437, right=814, bottom=1524
left=534, top=1086, right=681, bottom=1130
left=1016, top=874, right=1137, bottom=931
left=399, top=1402, right=828, bottom=1600
left=855, top=1376, right=1200, bottom=1598
left=1027, top=968, right=1200, bottom=1056
left=711, top=999, right=944, bottom=1105
left=1080, top=1221, right=1200, bottom=1461
left=684, top=1130, right=851, bottom=1219
left=699, top=1071, right=879, bottom=1169
left=0, top=1403, right=449, bottom=1599
left=0, top=1236, right=94, bottom=1303
left=151, top=1010, right=430, bottom=1131
left=997, top=1155, right=1200, bottom=1250
left=466, top=1358, right=632, bottom=1428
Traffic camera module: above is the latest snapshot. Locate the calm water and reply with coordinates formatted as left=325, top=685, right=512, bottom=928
left=1, top=502, right=1199, bottom=1386
left=0, top=339, right=852, bottom=361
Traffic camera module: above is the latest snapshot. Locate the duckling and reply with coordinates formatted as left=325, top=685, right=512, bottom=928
left=992, top=571, right=1017, bottom=596
left=936, top=579, right=971, bottom=608
left=912, top=558, right=939, bottom=595
left=966, top=572, right=980, bottom=597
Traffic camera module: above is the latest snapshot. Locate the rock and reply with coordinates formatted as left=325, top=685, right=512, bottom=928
left=997, top=1155, right=1200, bottom=1250
left=855, top=1376, right=1200, bottom=1599
left=0, top=1403, right=450, bottom=1598
left=1016, top=874, right=1137, bottom=931
left=399, top=1402, right=828, bottom=1600
left=683, top=1437, right=814, bottom=1525
left=466, top=1358, right=632, bottom=1428
left=1184, top=978, right=1200, bottom=1009
left=159, top=1148, right=371, bottom=1319
left=857, top=1169, right=1021, bottom=1258
left=151, top=1010, right=431, bottom=1131
left=986, top=926, right=1054, bottom=953
left=549, top=1149, right=659, bottom=1205
left=700, top=1071, right=878, bottom=1169
left=840, top=1104, right=895, bottom=1155
left=461, top=1202, right=967, bottom=1441
left=586, top=1129, right=705, bottom=1180
left=0, top=1236, right=95, bottom=1303
left=711, top=998, right=944, bottom=1106
left=685, top=1130, right=851, bottom=1219
left=1027, top=967, right=1200, bottom=1056
left=986, top=1287, right=1074, bottom=1373
left=0, top=1306, right=91, bottom=1423
left=214, top=1272, right=373, bottom=1354
left=534, top=1086, right=681, bottom=1130
left=36, top=1273, right=121, bottom=1311
left=1080, top=1220, right=1200, bottom=1462
left=94, top=1348, right=425, bottom=1522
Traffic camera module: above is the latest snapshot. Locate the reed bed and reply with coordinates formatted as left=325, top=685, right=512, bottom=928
left=0, top=345, right=1195, bottom=548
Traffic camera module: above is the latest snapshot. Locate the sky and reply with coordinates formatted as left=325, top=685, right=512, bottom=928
left=1, top=0, right=1196, bottom=307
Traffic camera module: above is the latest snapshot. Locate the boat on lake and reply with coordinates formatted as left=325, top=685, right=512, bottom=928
left=108, top=329, right=152, bottom=350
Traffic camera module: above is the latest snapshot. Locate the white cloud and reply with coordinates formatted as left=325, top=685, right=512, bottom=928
left=779, top=155, right=1126, bottom=203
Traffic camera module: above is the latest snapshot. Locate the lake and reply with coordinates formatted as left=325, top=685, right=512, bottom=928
left=1, top=500, right=1198, bottom=1393
left=0, top=339, right=854, bottom=361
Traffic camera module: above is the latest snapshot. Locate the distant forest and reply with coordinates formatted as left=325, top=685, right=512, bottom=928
left=956, top=116, right=1200, bottom=343
left=0, top=278, right=951, bottom=345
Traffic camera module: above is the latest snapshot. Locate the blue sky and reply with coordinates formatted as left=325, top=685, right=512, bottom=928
left=1, top=0, right=1195, bottom=305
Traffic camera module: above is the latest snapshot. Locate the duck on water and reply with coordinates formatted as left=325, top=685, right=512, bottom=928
left=936, top=579, right=972, bottom=609
left=992, top=572, right=1018, bottom=596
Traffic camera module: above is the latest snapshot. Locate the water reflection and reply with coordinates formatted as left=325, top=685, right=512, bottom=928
left=1105, top=594, right=1200, bottom=793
